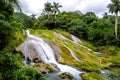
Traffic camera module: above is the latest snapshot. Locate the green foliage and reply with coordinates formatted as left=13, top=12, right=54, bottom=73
left=44, top=2, right=53, bottom=15
left=14, top=67, right=46, bottom=80
left=36, top=11, right=120, bottom=47
left=69, top=21, right=88, bottom=39
left=0, top=13, right=5, bottom=20
left=107, top=0, right=120, bottom=38
left=4, top=0, right=21, bottom=11
left=0, top=48, right=21, bottom=80
left=0, top=48, right=46, bottom=80
left=107, top=0, right=120, bottom=14
left=42, top=2, right=62, bottom=18
left=14, top=12, right=35, bottom=28
left=0, top=20, right=15, bottom=50
left=83, top=12, right=98, bottom=24
left=0, top=0, right=14, bottom=20
left=34, top=15, right=60, bottom=29
left=87, top=19, right=117, bottom=46
left=10, top=21, right=24, bottom=29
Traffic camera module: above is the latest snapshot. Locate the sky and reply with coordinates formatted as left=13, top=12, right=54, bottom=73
left=19, top=0, right=111, bottom=17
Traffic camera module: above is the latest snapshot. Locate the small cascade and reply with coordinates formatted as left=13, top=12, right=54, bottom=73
left=100, top=69, right=110, bottom=80
left=54, top=32, right=68, bottom=40
left=64, top=45, right=80, bottom=62
left=71, top=34, right=82, bottom=44
left=54, top=32, right=96, bottom=53
left=21, top=30, right=82, bottom=80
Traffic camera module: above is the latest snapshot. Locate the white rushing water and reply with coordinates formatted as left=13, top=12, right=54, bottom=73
left=24, top=30, right=82, bottom=80
left=71, top=34, right=82, bottom=44
left=54, top=32, right=99, bottom=54
left=64, top=45, right=80, bottom=62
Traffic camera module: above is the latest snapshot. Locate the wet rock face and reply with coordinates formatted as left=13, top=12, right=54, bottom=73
left=48, top=41, right=61, bottom=61
left=16, top=40, right=40, bottom=61
left=59, top=72, right=74, bottom=80
left=16, top=38, right=60, bottom=63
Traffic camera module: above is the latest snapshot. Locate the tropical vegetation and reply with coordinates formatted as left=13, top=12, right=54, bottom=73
left=1, top=0, right=120, bottom=80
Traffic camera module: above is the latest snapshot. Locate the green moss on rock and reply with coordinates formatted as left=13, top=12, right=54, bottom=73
left=46, top=64, right=55, bottom=73
left=59, top=72, right=74, bottom=80
left=81, top=72, right=105, bottom=80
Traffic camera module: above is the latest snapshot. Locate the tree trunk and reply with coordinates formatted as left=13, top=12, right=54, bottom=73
left=55, top=13, right=56, bottom=18
left=115, top=13, right=118, bottom=39
left=54, top=11, right=57, bottom=18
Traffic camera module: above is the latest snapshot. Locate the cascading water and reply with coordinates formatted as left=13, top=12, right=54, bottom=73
left=71, top=34, right=82, bottom=44
left=54, top=32, right=100, bottom=54
left=24, top=30, right=82, bottom=80
left=64, top=45, right=80, bottom=62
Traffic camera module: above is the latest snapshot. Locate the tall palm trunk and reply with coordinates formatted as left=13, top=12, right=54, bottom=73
left=55, top=13, right=56, bottom=18
left=115, top=12, right=118, bottom=39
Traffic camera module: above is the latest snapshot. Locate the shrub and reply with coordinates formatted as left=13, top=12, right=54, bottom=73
left=14, top=67, right=46, bottom=80
left=0, top=48, right=21, bottom=79
left=0, top=20, right=15, bottom=50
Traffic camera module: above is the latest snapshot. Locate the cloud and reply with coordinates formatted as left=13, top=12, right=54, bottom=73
left=19, top=0, right=111, bottom=17
left=58, top=0, right=79, bottom=11
left=75, top=0, right=111, bottom=17
left=19, top=0, right=46, bottom=16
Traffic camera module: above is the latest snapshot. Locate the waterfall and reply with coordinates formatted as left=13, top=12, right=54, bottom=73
left=71, top=34, right=82, bottom=44
left=23, top=30, right=82, bottom=80
left=54, top=32, right=97, bottom=53
left=64, top=45, right=80, bottom=62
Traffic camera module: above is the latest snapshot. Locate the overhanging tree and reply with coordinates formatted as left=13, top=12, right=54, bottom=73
left=4, top=0, right=21, bottom=11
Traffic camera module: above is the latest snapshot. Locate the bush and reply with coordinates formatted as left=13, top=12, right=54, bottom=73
left=14, top=67, right=46, bottom=80
left=0, top=13, right=5, bottom=20
left=0, top=20, right=15, bottom=50
left=0, top=49, right=46, bottom=80
left=0, top=49, right=21, bottom=80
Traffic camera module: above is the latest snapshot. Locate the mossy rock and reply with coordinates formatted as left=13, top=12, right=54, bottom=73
left=46, top=64, right=55, bottom=73
left=34, top=63, right=55, bottom=74
left=81, top=72, right=105, bottom=80
left=59, top=72, right=74, bottom=80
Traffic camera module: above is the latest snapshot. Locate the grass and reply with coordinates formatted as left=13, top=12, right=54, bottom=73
left=81, top=72, right=105, bottom=80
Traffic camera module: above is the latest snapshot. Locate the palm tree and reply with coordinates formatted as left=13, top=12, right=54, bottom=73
left=44, top=2, right=53, bottom=16
left=103, top=12, right=108, bottom=19
left=31, top=14, right=36, bottom=19
left=52, top=2, right=62, bottom=18
left=107, top=0, right=120, bottom=39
